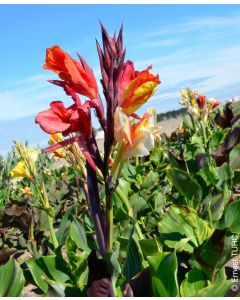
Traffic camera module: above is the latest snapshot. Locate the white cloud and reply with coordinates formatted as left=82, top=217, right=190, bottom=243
left=147, top=12, right=240, bottom=37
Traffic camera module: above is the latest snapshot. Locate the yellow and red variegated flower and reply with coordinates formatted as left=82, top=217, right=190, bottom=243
left=208, top=98, right=220, bottom=108
left=44, top=46, right=98, bottom=99
left=119, top=60, right=160, bottom=115
left=114, top=107, right=155, bottom=159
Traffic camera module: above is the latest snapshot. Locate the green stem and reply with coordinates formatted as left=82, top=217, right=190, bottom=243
left=190, top=113, right=197, bottom=133
left=136, top=156, right=139, bottom=166
left=47, top=215, right=59, bottom=250
left=107, top=194, right=113, bottom=253
left=200, top=120, right=208, bottom=151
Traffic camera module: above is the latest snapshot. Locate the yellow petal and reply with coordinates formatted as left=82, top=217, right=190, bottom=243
left=10, top=161, right=30, bottom=179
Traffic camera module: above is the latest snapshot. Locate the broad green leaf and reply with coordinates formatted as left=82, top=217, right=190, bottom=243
left=139, top=238, right=162, bottom=259
left=103, top=241, right=121, bottom=292
left=129, top=193, right=148, bottom=214
left=150, top=147, right=164, bottom=164
left=0, top=257, right=25, bottom=296
left=70, top=217, right=91, bottom=253
left=201, top=189, right=231, bottom=223
left=216, top=162, right=234, bottom=187
left=141, top=170, right=159, bottom=189
left=27, top=259, right=49, bottom=293
left=167, top=168, right=202, bottom=206
left=218, top=199, right=240, bottom=233
left=27, top=255, right=70, bottom=293
left=122, top=161, right=137, bottom=183
left=196, top=280, right=233, bottom=296
left=123, top=227, right=143, bottom=283
left=229, top=145, right=240, bottom=170
left=56, top=206, right=75, bottom=245
left=209, top=130, right=225, bottom=149
left=180, top=268, right=208, bottom=296
left=148, top=251, right=179, bottom=296
left=73, top=252, right=89, bottom=290
left=192, top=230, right=237, bottom=279
left=158, top=205, right=212, bottom=253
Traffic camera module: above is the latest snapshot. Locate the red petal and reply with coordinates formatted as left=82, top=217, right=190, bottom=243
left=50, top=101, right=70, bottom=121
left=35, top=109, right=71, bottom=134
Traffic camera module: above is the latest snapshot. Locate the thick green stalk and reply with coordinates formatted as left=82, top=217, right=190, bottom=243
left=200, top=120, right=208, bottom=151
left=190, top=113, right=197, bottom=133
left=106, top=194, right=113, bottom=253
left=47, top=215, right=59, bottom=249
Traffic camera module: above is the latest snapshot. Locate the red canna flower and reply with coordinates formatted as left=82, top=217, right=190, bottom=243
left=119, top=60, right=160, bottom=115
left=43, top=46, right=98, bottom=99
left=35, top=101, right=92, bottom=139
left=197, top=95, right=206, bottom=109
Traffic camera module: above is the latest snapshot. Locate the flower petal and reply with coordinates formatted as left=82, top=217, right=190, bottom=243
left=114, top=107, right=132, bottom=146
left=35, top=109, right=71, bottom=134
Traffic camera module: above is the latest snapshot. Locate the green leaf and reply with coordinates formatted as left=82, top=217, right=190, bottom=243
left=122, top=161, right=137, bottom=183
left=56, top=207, right=75, bottom=245
left=150, top=147, right=164, bottom=164
left=209, top=130, right=225, bottom=149
left=123, top=227, right=143, bottom=283
left=0, top=257, right=25, bottom=296
left=141, top=170, right=159, bottom=189
left=130, top=193, right=148, bottom=215
left=167, top=168, right=202, bottom=206
left=27, top=255, right=70, bottom=293
left=218, top=199, right=240, bottom=233
left=229, top=146, right=240, bottom=170
left=70, top=217, right=91, bottom=253
left=148, top=251, right=179, bottom=296
left=180, top=268, right=208, bottom=296
left=193, top=230, right=237, bottom=279
left=27, top=259, right=49, bottom=293
left=216, top=162, right=234, bottom=187
left=201, top=189, right=231, bottom=223
left=196, top=280, right=233, bottom=296
left=139, top=238, right=162, bottom=259
left=158, top=205, right=212, bottom=253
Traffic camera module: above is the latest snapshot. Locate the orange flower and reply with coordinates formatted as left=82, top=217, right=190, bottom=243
left=119, top=61, right=160, bottom=115
left=43, top=46, right=98, bottom=99
left=21, top=187, right=32, bottom=196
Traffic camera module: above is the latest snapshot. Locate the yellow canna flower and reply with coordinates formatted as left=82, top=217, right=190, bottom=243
left=10, top=161, right=30, bottom=179
left=48, top=133, right=66, bottom=158
left=25, top=148, right=39, bottom=162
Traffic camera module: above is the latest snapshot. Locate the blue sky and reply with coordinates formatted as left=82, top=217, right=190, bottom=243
left=0, top=4, right=240, bottom=154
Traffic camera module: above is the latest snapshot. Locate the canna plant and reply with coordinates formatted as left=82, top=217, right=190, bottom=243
left=1, top=25, right=239, bottom=298
left=34, top=24, right=161, bottom=296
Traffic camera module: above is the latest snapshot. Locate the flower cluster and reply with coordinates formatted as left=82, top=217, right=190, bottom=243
left=35, top=24, right=161, bottom=259
left=179, top=87, right=219, bottom=121
left=10, top=142, right=39, bottom=179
